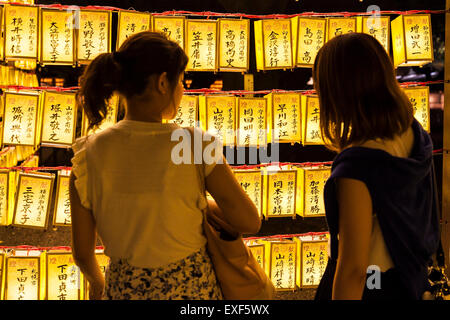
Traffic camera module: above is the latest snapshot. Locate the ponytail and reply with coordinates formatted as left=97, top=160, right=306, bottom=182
left=77, top=52, right=120, bottom=130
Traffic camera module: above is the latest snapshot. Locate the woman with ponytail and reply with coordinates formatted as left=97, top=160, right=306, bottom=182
left=69, top=32, right=260, bottom=300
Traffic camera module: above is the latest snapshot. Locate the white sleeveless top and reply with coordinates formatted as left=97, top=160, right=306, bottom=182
left=71, top=120, right=219, bottom=268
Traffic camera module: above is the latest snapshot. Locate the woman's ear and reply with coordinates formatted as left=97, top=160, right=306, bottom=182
left=156, top=72, right=169, bottom=95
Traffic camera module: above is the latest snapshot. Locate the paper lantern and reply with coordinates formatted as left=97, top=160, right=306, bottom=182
left=116, top=11, right=152, bottom=50
left=41, top=91, right=77, bottom=147
left=199, top=95, right=236, bottom=145
left=233, top=169, right=263, bottom=219
left=254, top=18, right=294, bottom=70
left=0, top=252, right=4, bottom=300
left=262, top=168, right=297, bottom=219
left=0, top=147, right=18, bottom=168
left=85, top=251, right=110, bottom=299
left=0, top=6, right=4, bottom=61
left=391, top=14, right=433, bottom=68
left=77, top=10, right=112, bottom=64
left=246, top=241, right=266, bottom=271
left=21, top=154, right=39, bottom=167
left=168, top=94, right=198, bottom=127
left=356, top=16, right=390, bottom=53
left=0, top=171, right=10, bottom=226
left=53, top=170, right=71, bottom=227
left=4, top=4, right=39, bottom=61
left=291, top=17, right=327, bottom=68
left=237, top=97, right=267, bottom=147
left=185, top=19, right=218, bottom=72
left=4, top=255, right=41, bottom=300
left=218, top=18, right=250, bottom=72
left=46, top=251, right=84, bottom=300
left=326, top=17, right=357, bottom=41
left=263, top=239, right=297, bottom=291
left=266, top=92, right=302, bottom=144
left=12, top=172, right=55, bottom=229
left=152, top=16, right=185, bottom=49
left=403, top=86, right=430, bottom=132
left=2, top=91, right=40, bottom=147
left=301, top=94, right=323, bottom=145
left=294, top=166, right=331, bottom=218
left=39, top=8, right=76, bottom=65
left=81, top=94, right=119, bottom=136
left=295, top=234, right=329, bottom=288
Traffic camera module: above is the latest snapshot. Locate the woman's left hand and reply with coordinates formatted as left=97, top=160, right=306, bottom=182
left=89, top=280, right=105, bottom=300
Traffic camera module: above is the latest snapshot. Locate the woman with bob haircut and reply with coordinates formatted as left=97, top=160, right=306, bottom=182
left=313, top=33, right=440, bottom=300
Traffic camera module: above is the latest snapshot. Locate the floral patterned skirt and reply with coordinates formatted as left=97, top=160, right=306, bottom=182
left=103, top=247, right=223, bottom=300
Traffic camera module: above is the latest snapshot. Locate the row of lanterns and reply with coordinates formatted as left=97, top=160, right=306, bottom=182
left=0, top=232, right=329, bottom=299
left=0, top=3, right=434, bottom=70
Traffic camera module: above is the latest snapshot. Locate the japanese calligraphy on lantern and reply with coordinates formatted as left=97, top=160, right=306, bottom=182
left=218, top=18, right=250, bottom=71
left=82, top=95, right=119, bottom=135
left=5, top=256, right=40, bottom=300
left=0, top=171, right=10, bottom=226
left=293, top=17, right=326, bottom=67
left=46, top=252, right=82, bottom=300
left=41, top=91, right=77, bottom=147
left=233, top=169, right=263, bottom=218
left=359, top=16, right=390, bottom=53
left=295, top=166, right=330, bottom=217
left=169, top=95, right=198, bottom=127
left=295, top=237, right=329, bottom=288
left=248, top=243, right=265, bottom=270
left=78, top=10, right=111, bottom=63
left=185, top=20, right=218, bottom=72
left=4, top=4, right=39, bottom=60
left=265, top=240, right=297, bottom=290
left=12, top=172, right=54, bottom=229
left=2, top=92, right=39, bottom=146
left=391, top=14, right=433, bottom=67
left=237, top=98, right=267, bottom=147
left=117, top=11, right=151, bottom=50
left=262, top=169, right=297, bottom=219
left=199, top=95, right=236, bottom=145
left=326, top=17, right=356, bottom=41
left=254, top=19, right=293, bottom=70
left=403, top=86, right=430, bottom=132
left=53, top=171, right=71, bottom=226
left=40, top=9, right=75, bottom=65
left=0, top=7, right=4, bottom=61
left=266, top=92, right=301, bottom=144
left=152, top=16, right=185, bottom=49
left=302, top=95, right=323, bottom=145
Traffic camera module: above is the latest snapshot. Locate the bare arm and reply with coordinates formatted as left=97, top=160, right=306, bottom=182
left=69, top=171, right=105, bottom=299
left=332, top=177, right=372, bottom=300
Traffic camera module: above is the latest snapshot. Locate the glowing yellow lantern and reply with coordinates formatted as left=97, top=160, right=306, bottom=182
left=168, top=94, right=199, bottom=127
left=77, top=10, right=112, bottom=64
left=218, top=18, right=250, bottom=72
left=356, top=15, right=390, bottom=53
left=46, top=251, right=84, bottom=300
left=0, top=252, right=4, bottom=300
left=301, top=94, right=323, bottom=145
left=237, top=97, right=267, bottom=147
left=4, top=255, right=41, bottom=300
left=116, top=10, right=152, bottom=50
left=233, top=169, right=263, bottom=219
left=263, top=239, right=297, bottom=291
left=185, top=19, right=218, bottom=72
left=0, top=6, right=4, bottom=62
left=53, top=170, right=71, bottom=227
left=391, top=14, right=433, bottom=68
left=294, top=165, right=331, bottom=218
left=403, top=86, right=430, bottom=132
left=199, top=95, right=236, bottom=145
left=41, top=91, right=77, bottom=147
left=39, top=8, right=76, bottom=65
left=245, top=240, right=266, bottom=271
left=4, top=4, right=39, bottom=62
left=295, top=234, right=329, bottom=288
left=21, top=154, right=39, bottom=168
left=2, top=91, right=40, bottom=147
left=0, top=170, right=10, bottom=226
left=85, top=251, right=110, bottom=299
left=262, top=167, right=297, bottom=219
left=152, top=15, right=185, bottom=49
left=326, top=17, right=357, bottom=41
left=12, top=172, right=55, bottom=229
left=81, top=94, right=119, bottom=136
left=291, top=16, right=327, bottom=68
left=254, top=18, right=293, bottom=70
left=265, top=92, right=302, bottom=144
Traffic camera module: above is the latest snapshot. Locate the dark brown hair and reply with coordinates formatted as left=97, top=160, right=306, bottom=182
left=312, top=33, right=413, bottom=152
left=77, top=31, right=188, bottom=130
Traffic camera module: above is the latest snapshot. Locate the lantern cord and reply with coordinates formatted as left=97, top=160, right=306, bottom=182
left=0, top=2, right=446, bottom=18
